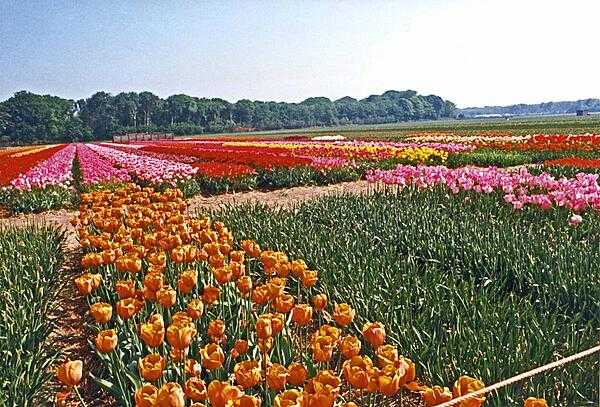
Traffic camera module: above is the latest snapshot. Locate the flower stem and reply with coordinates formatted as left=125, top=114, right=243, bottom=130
left=73, top=385, right=89, bottom=407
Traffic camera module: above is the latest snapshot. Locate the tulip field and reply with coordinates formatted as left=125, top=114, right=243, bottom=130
left=1, top=131, right=600, bottom=406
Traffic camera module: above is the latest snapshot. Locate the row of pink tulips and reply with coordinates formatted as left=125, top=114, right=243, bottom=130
left=75, top=144, right=131, bottom=185
left=10, top=144, right=76, bottom=190
left=366, top=165, right=600, bottom=216
left=86, top=144, right=197, bottom=185
left=308, top=156, right=350, bottom=169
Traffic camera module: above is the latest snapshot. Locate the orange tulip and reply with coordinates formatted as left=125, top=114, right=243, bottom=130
left=135, top=384, right=158, bottom=407
left=311, top=335, right=336, bottom=363
left=140, top=315, right=165, bottom=348
left=232, top=339, right=249, bottom=358
left=171, top=246, right=185, bottom=263
left=303, top=370, right=341, bottom=407
left=156, top=382, right=185, bottom=407
left=267, top=363, right=288, bottom=391
left=185, top=377, right=208, bottom=401
left=171, top=311, right=192, bottom=327
left=207, top=380, right=244, bottom=407
left=89, top=302, right=112, bottom=324
left=115, top=280, right=136, bottom=299
left=183, top=244, right=198, bottom=263
left=56, top=360, right=83, bottom=386
left=266, top=277, right=286, bottom=298
left=340, top=335, right=362, bottom=359
left=204, top=242, right=221, bottom=256
left=185, top=358, right=202, bottom=377
left=144, top=272, right=164, bottom=292
left=203, top=285, right=221, bottom=305
left=166, top=322, right=197, bottom=350
left=241, top=240, right=261, bottom=258
left=237, top=276, right=252, bottom=296
left=95, top=329, right=118, bottom=353
left=116, top=298, right=143, bottom=320
left=224, top=263, right=244, bottom=281
left=311, top=293, right=328, bottom=311
left=376, top=344, right=398, bottom=368
left=102, top=249, right=117, bottom=264
left=209, top=254, right=226, bottom=268
left=274, top=389, right=302, bottom=407
left=315, top=324, right=341, bottom=342
left=170, top=347, right=187, bottom=362
left=287, top=363, right=308, bottom=386
left=178, top=269, right=198, bottom=294
left=375, top=365, right=401, bottom=396
left=208, top=319, right=226, bottom=342
left=139, top=354, right=165, bottom=382
left=251, top=284, right=270, bottom=305
left=274, top=294, right=295, bottom=313
left=187, top=298, right=205, bottom=320
left=213, top=266, right=233, bottom=285
left=227, top=395, right=262, bottom=407
left=343, top=356, right=373, bottom=389
left=271, top=313, right=285, bottom=335
left=74, top=272, right=102, bottom=295
left=81, top=252, right=103, bottom=268
left=157, top=286, right=177, bottom=308
left=291, top=304, right=313, bottom=326
left=257, top=337, right=274, bottom=353
left=397, top=357, right=417, bottom=386
left=234, top=360, right=262, bottom=389
left=148, top=251, right=167, bottom=267
left=256, top=315, right=273, bottom=339
left=300, top=270, right=318, bottom=288
left=421, top=385, right=452, bottom=406
left=362, top=322, right=386, bottom=348
left=143, top=286, right=157, bottom=301
left=290, top=259, right=307, bottom=277
left=333, top=303, right=355, bottom=327
left=230, top=250, right=245, bottom=262
left=126, top=256, right=142, bottom=273
left=201, top=343, right=225, bottom=370
left=524, top=397, right=548, bottom=407
left=452, top=376, right=486, bottom=406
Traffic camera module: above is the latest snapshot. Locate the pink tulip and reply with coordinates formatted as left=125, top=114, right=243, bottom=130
left=568, top=214, right=583, bottom=226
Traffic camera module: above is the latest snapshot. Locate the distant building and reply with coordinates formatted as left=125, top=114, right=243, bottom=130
left=576, top=109, right=589, bottom=116
left=112, top=132, right=174, bottom=143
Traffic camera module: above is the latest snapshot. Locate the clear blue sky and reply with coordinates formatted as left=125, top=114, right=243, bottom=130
left=1, top=0, right=599, bottom=108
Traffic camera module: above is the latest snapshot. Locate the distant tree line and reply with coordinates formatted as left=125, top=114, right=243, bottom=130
left=460, top=98, right=600, bottom=117
left=0, top=89, right=456, bottom=145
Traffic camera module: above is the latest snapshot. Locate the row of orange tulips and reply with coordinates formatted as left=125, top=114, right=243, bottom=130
left=55, top=184, right=549, bottom=406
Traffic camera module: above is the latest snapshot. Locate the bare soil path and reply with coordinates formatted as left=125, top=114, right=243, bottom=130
left=0, top=181, right=372, bottom=246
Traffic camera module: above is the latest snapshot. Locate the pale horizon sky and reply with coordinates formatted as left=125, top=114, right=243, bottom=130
left=1, top=0, right=599, bottom=108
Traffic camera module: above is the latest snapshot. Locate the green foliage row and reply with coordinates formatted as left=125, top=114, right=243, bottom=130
left=211, top=188, right=600, bottom=406
left=447, top=148, right=600, bottom=168
left=0, top=225, right=66, bottom=406
left=0, top=185, right=76, bottom=214
left=174, top=166, right=361, bottom=198
left=0, top=89, right=455, bottom=144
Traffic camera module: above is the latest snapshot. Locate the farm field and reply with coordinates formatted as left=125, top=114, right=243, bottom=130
left=2, top=124, right=600, bottom=406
